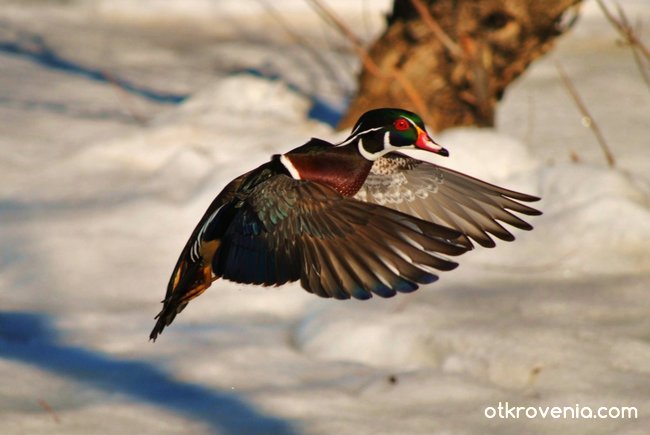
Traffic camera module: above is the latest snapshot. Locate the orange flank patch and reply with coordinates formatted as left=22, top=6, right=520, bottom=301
left=171, top=262, right=185, bottom=291
left=199, top=239, right=221, bottom=264
left=179, top=239, right=221, bottom=304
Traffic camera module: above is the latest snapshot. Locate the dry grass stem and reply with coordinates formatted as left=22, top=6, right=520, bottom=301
left=555, top=61, right=615, bottom=168
left=257, top=0, right=348, bottom=93
left=596, top=0, right=650, bottom=88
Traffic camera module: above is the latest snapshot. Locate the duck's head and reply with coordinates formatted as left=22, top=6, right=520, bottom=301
left=341, top=108, right=449, bottom=161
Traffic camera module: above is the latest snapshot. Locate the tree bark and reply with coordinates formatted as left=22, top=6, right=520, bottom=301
left=338, top=0, right=582, bottom=132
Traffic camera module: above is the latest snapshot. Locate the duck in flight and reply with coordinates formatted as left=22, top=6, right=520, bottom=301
left=150, top=108, right=540, bottom=340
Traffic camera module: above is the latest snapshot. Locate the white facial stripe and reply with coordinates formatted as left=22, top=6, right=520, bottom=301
left=357, top=131, right=405, bottom=161
left=349, top=121, right=362, bottom=136
left=382, top=130, right=407, bottom=155
left=280, top=154, right=301, bottom=180
left=403, top=116, right=419, bottom=129
left=336, top=126, right=384, bottom=147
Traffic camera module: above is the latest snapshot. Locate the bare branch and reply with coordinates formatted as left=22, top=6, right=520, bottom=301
left=630, top=39, right=650, bottom=89
left=304, top=0, right=436, bottom=127
left=304, top=0, right=385, bottom=77
left=555, top=61, right=615, bottom=168
left=256, top=0, right=349, bottom=94
left=409, top=0, right=494, bottom=124
left=460, top=36, right=493, bottom=126
left=409, top=0, right=462, bottom=58
left=597, top=0, right=649, bottom=59
left=597, top=0, right=650, bottom=89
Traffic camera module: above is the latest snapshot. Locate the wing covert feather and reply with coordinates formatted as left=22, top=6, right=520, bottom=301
left=355, top=154, right=541, bottom=248
left=212, top=175, right=470, bottom=299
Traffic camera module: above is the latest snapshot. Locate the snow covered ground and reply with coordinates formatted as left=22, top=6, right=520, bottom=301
left=1, top=0, right=649, bottom=434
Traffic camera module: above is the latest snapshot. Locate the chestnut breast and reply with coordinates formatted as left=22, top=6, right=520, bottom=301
left=285, top=147, right=373, bottom=197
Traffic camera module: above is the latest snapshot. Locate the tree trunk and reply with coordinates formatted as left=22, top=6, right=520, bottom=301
left=338, top=0, right=582, bottom=132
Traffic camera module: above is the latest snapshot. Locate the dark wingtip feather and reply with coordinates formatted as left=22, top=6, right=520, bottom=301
left=372, top=282, right=398, bottom=298
left=496, top=188, right=542, bottom=203
left=514, top=221, right=534, bottom=231
left=418, top=273, right=439, bottom=285
left=149, top=315, right=167, bottom=342
left=431, top=258, right=460, bottom=271
left=393, top=277, right=418, bottom=294
left=523, top=194, right=542, bottom=202
left=332, top=290, right=352, bottom=300
left=511, top=202, right=543, bottom=216
left=445, top=261, right=460, bottom=271
left=350, top=287, right=373, bottom=300
left=149, top=301, right=181, bottom=341
left=496, top=231, right=516, bottom=242
left=473, top=236, right=497, bottom=248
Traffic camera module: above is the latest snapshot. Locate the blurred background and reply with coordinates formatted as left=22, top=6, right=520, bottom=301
left=1, top=1, right=649, bottom=434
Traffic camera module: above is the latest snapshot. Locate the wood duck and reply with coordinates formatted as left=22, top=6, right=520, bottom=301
left=150, top=108, right=541, bottom=340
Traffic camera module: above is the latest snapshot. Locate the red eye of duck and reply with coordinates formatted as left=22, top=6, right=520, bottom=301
left=394, top=118, right=410, bottom=131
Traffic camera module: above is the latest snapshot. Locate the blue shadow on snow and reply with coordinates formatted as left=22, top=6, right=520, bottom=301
left=0, top=34, right=187, bottom=104
left=0, top=311, right=299, bottom=435
left=0, top=33, right=342, bottom=127
left=233, top=67, right=342, bottom=127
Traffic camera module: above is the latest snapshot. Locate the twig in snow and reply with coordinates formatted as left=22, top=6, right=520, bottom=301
left=103, top=70, right=148, bottom=126
left=37, top=399, right=61, bottom=423
left=555, top=61, right=616, bottom=168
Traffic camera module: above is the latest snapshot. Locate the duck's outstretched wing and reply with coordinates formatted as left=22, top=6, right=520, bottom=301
left=212, top=174, right=470, bottom=300
left=150, top=173, right=248, bottom=341
left=355, top=154, right=541, bottom=248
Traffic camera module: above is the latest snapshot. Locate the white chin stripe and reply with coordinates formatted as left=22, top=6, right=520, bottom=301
left=358, top=132, right=404, bottom=161
left=358, top=138, right=375, bottom=160
left=280, top=154, right=301, bottom=180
